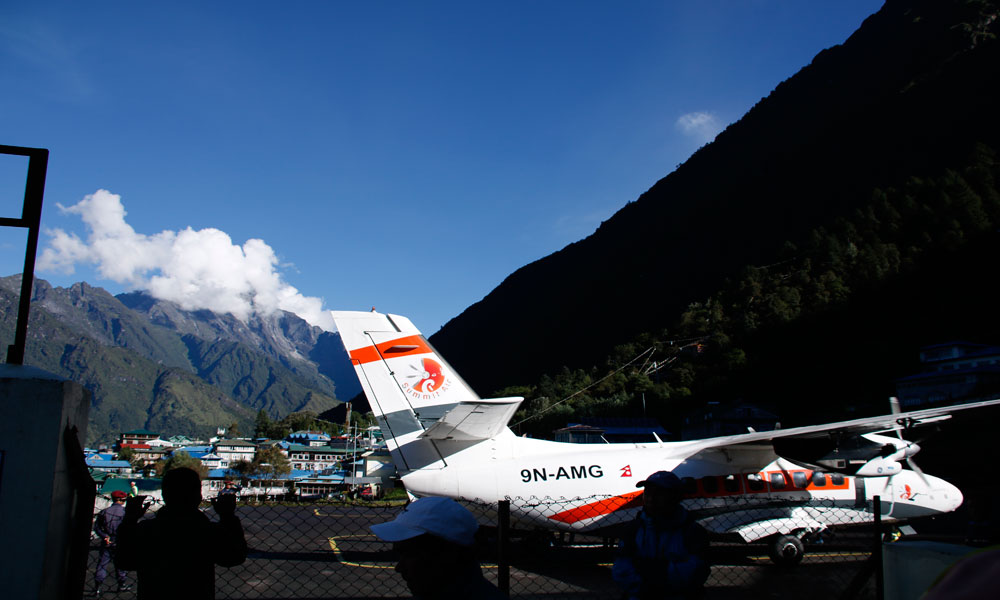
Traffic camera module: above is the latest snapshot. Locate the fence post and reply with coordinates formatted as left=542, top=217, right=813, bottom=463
left=498, top=499, right=510, bottom=597
left=874, top=495, right=884, bottom=600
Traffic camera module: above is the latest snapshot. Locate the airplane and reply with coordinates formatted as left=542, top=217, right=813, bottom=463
left=331, top=310, right=1000, bottom=564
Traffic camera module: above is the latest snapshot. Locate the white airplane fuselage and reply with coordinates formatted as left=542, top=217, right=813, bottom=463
left=330, top=310, right=980, bottom=549
left=398, top=431, right=963, bottom=540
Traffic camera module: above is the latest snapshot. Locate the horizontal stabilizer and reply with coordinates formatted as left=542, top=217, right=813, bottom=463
left=419, top=397, right=523, bottom=441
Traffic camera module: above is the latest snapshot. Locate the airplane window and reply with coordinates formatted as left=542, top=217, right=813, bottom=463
left=770, top=473, right=786, bottom=490
left=792, top=471, right=808, bottom=488
left=681, top=477, right=697, bottom=494
left=701, top=476, right=719, bottom=494
left=812, top=472, right=827, bottom=487
left=746, top=473, right=765, bottom=492
left=723, top=475, right=740, bottom=493
left=830, top=473, right=845, bottom=486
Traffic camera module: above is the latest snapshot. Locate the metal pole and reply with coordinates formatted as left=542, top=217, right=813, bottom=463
left=874, top=495, right=884, bottom=600
left=498, top=499, right=510, bottom=597
left=0, top=145, right=48, bottom=365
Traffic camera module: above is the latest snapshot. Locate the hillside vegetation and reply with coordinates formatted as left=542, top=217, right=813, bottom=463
left=504, top=146, right=1000, bottom=437
left=431, top=0, right=1000, bottom=399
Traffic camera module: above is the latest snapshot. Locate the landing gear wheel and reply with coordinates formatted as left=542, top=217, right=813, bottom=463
left=769, top=534, right=805, bottom=566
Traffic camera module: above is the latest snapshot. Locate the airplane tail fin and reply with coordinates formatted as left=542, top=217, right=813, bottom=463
left=331, top=311, right=518, bottom=473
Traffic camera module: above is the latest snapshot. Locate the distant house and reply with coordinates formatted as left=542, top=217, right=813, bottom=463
left=295, top=472, right=348, bottom=499
left=553, top=424, right=606, bottom=444
left=287, top=444, right=341, bottom=472
left=166, top=435, right=202, bottom=446
left=86, top=456, right=133, bottom=476
left=895, top=342, right=1000, bottom=408
left=120, top=429, right=159, bottom=447
left=555, top=418, right=670, bottom=444
left=86, top=452, right=115, bottom=462
left=173, top=445, right=214, bottom=457
left=214, top=439, right=257, bottom=464
left=362, top=448, right=395, bottom=481
left=120, top=443, right=168, bottom=467
left=199, top=453, right=226, bottom=470
left=287, top=430, right=332, bottom=447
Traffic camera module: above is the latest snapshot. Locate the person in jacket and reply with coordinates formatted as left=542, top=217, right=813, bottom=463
left=613, top=471, right=710, bottom=600
left=116, top=467, right=247, bottom=600
left=90, top=490, right=131, bottom=596
left=370, top=496, right=505, bottom=599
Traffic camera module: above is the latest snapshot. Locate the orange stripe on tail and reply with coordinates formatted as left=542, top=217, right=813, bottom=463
left=349, top=335, right=432, bottom=365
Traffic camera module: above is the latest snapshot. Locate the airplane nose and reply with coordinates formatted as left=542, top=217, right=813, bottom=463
left=937, top=479, right=964, bottom=513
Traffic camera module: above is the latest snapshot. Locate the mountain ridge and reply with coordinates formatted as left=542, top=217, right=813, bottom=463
left=0, top=275, right=356, bottom=444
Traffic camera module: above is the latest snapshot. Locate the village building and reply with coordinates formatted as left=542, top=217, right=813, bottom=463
left=287, top=430, right=332, bottom=447
left=119, top=428, right=159, bottom=447
left=214, top=439, right=257, bottom=464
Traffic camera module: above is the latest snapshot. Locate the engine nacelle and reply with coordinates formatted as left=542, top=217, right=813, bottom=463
left=855, top=456, right=902, bottom=477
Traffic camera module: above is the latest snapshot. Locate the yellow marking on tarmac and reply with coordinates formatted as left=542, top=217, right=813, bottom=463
left=328, top=534, right=396, bottom=569
left=315, top=508, right=372, bottom=518
left=748, top=551, right=870, bottom=562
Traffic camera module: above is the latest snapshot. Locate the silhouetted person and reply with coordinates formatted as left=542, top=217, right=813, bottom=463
left=117, top=467, right=247, bottom=600
left=371, top=496, right=505, bottom=599
left=613, top=471, right=710, bottom=600
left=90, top=490, right=131, bottom=596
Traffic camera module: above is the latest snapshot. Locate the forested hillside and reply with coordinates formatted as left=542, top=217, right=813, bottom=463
left=504, top=146, right=1000, bottom=437
left=432, top=0, right=1000, bottom=406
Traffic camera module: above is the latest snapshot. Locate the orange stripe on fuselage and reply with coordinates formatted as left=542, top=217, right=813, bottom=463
left=548, top=491, right=644, bottom=524
left=349, top=335, right=431, bottom=365
left=547, top=470, right=852, bottom=525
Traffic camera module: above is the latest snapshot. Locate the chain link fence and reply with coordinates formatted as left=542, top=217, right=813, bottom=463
left=85, top=493, right=885, bottom=599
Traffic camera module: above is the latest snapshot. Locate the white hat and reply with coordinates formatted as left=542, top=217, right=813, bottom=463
left=371, top=496, right=479, bottom=547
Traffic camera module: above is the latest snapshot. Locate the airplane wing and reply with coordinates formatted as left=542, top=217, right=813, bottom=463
left=419, top=397, right=523, bottom=441
left=682, top=397, right=1000, bottom=473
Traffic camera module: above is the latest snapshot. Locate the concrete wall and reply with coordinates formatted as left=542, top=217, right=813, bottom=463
left=0, top=364, right=91, bottom=599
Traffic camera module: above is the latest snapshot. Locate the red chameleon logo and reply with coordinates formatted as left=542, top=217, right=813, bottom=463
left=412, top=358, right=445, bottom=393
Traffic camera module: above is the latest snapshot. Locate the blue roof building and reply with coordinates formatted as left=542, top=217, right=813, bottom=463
left=287, top=430, right=332, bottom=447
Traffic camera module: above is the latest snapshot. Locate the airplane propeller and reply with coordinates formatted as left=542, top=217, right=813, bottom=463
left=889, top=397, right=930, bottom=485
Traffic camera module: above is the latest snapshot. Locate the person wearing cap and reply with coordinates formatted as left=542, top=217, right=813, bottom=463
left=613, top=470, right=710, bottom=600
left=370, top=496, right=505, bottom=599
left=90, top=490, right=131, bottom=596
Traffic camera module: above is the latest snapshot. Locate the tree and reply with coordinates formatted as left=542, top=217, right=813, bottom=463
left=228, top=459, right=255, bottom=482
left=253, top=446, right=291, bottom=481
left=254, top=409, right=273, bottom=439
left=118, top=446, right=143, bottom=471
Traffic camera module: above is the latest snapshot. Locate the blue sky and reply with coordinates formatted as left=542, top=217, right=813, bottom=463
left=1, top=1, right=883, bottom=334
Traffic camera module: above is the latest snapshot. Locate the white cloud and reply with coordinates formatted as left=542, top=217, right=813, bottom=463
left=38, top=189, right=335, bottom=331
left=676, top=111, right=723, bottom=144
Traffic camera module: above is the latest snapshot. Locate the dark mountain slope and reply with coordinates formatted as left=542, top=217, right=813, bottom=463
left=431, top=0, right=1000, bottom=394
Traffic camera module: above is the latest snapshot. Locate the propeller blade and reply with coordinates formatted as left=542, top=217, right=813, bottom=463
left=889, top=396, right=904, bottom=440
left=907, top=457, right=930, bottom=486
